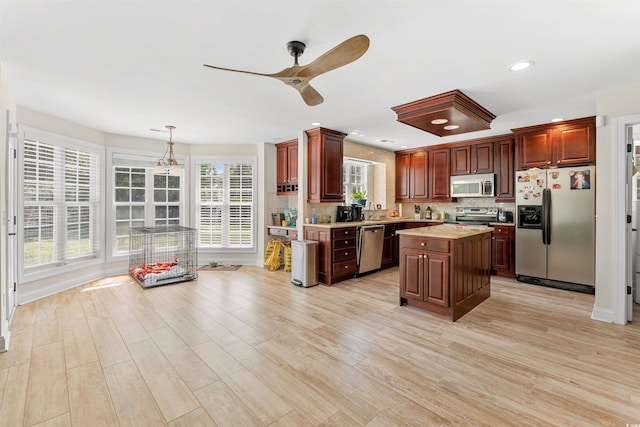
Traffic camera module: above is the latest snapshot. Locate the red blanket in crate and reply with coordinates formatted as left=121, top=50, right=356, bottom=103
left=130, top=258, right=178, bottom=282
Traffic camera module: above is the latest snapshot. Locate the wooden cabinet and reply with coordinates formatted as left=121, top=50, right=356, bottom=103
left=399, top=231, right=491, bottom=321
left=304, top=226, right=356, bottom=285
left=381, top=223, right=396, bottom=268
left=276, top=139, right=298, bottom=194
left=395, top=150, right=428, bottom=201
left=428, top=148, right=451, bottom=200
left=513, top=116, right=595, bottom=170
left=494, top=136, right=515, bottom=201
left=491, top=225, right=515, bottom=278
left=306, top=127, right=346, bottom=203
left=450, top=141, right=493, bottom=175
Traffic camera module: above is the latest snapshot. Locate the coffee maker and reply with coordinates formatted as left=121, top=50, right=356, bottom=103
left=336, top=204, right=363, bottom=222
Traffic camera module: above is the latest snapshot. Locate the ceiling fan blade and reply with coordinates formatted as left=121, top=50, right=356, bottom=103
left=203, top=64, right=296, bottom=78
left=297, top=84, right=324, bottom=106
left=297, top=34, right=370, bottom=79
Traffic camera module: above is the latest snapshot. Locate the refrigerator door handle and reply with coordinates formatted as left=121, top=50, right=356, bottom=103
left=542, top=188, right=551, bottom=245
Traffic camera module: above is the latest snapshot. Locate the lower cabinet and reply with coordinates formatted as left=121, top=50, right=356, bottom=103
left=381, top=223, right=398, bottom=268
left=491, top=225, right=515, bottom=278
left=304, top=226, right=357, bottom=285
left=399, top=232, right=491, bottom=321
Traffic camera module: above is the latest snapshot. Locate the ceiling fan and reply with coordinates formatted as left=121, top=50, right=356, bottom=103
left=204, top=34, right=370, bottom=106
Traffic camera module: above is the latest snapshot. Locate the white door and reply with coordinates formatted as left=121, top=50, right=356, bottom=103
left=626, top=125, right=634, bottom=321
left=5, top=115, right=17, bottom=322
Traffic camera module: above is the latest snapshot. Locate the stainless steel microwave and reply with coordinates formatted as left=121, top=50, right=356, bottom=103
left=450, top=174, right=495, bottom=198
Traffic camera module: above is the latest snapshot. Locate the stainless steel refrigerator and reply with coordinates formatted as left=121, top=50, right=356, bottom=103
left=515, top=166, right=595, bottom=289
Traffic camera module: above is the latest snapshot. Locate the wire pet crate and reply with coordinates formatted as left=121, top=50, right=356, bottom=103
left=128, top=225, right=198, bottom=288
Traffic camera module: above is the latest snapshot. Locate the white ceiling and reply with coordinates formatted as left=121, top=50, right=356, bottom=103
left=2, top=0, right=639, bottom=150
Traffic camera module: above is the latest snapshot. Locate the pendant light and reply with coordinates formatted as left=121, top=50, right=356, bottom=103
left=154, top=125, right=182, bottom=175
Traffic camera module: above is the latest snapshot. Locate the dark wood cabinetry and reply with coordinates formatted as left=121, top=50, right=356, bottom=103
left=450, top=141, right=493, bottom=175
left=304, top=226, right=356, bottom=285
left=493, top=135, right=515, bottom=202
left=276, top=139, right=298, bottom=194
left=395, top=150, right=428, bottom=201
left=513, top=116, right=596, bottom=170
left=491, top=225, right=515, bottom=278
left=306, top=127, right=346, bottom=203
left=381, top=223, right=398, bottom=268
left=428, top=148, right=451, bottom=200
left=398, top=230, right=491, bottom=321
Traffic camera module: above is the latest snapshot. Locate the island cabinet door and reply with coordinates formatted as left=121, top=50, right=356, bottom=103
left=424, top=253, right=450, bottom=307
left=400, top=248, right=423, bottom=300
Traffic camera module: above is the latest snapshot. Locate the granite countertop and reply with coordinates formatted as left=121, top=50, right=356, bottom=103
left=396, top=224, right=493, bottom=239
left=301, top=218, right=444, bottom=228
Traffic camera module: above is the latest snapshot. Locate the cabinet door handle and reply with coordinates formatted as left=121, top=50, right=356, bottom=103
left=557, top=160, right=561, bottom=164
left=345, top=252, right=349, bottom=256
left=547, top=160, right=551, bottom=165
left=345, top=240, right=349, bottom=245
left=420, top=242, right=426, bottom=246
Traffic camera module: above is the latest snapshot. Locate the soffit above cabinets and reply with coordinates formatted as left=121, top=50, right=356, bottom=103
left=391, top=89, right=496, bottom=137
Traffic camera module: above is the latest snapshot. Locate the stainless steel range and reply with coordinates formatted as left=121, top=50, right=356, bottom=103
left=449, top=207, right=498, bottom=225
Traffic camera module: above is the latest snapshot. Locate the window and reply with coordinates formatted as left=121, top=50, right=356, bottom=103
left=343, top=159, right=370, bottom=204
left=21, top=130, right=102, bottom=273
left=196, top=159, right=255, bottom=248
left=111, top=156, right=184, bottom=256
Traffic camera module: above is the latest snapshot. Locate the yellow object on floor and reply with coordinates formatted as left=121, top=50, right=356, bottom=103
left=263, top=238, right=282, bottom=271
left=283, top=241, right=292, bottom=272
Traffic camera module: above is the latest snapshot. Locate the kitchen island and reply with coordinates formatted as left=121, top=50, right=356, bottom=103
left=396, top=224, right=492, bottom=321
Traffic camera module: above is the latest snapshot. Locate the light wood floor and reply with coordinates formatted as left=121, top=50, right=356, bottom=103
left=1, top=266, right=639, bottom=426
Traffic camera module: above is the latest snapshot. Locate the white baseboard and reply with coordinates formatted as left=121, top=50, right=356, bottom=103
left=17, top=270, right=105, bottom=305
left=591, top=304, right=614, bottom=323
left=0, top=331, right=10, bottom=353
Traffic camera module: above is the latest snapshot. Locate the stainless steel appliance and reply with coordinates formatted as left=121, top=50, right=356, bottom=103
left=336, top=204, right=363, bottom=222
left=357, top=225, right=385, bottom=275
left=450, top=206, right=498, bottom=225
left=515, top=167, right=595, bottom=292
left=450, top=174, right=495, bottom=198
left=291, top=240, right=319, bottom=287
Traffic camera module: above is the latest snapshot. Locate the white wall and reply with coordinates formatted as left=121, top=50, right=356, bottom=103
left=593, top=82, right=640, bottom=323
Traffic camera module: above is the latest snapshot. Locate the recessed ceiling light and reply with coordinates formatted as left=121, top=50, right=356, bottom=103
left=400, top=145, right=408, bottom=149
left=431, top=119, right=448, bottom=125
left=509, top=61, right=534, bottom=71
left=311, top=121, right=322, bottom=126
left=551, top=117, right=564, bottom=122
left=378, top=139, right=395, bottom=144
left=444, top=125, right=460, bottom=130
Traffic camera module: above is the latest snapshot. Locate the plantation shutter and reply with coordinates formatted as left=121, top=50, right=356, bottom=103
left=23, top=135, right=101, bottom=269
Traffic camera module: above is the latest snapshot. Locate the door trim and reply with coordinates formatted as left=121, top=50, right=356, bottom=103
left=614, top=114, right=640, bottom=324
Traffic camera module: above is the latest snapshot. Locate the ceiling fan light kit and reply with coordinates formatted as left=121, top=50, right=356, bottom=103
left=204, top=34, right=370, bottom=106
left=391, top=89, right=496, bottom=137
left=154, top=125, right=183, bottom=176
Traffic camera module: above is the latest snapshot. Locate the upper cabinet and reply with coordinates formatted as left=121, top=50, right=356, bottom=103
left=494, top=135, right=515, bottom=201
left=395, top=134, right=514, bottom=203
left=306, top=127, right=346, bottom=203
left=428, top=148, right=451, bottom=200
left=450, top=141, right=494, bottom=175
left=276, top=139, right=298, bottom=194
left=396, top=150, right=428, bottom=201
left=513, top=116, right=596, bottom=170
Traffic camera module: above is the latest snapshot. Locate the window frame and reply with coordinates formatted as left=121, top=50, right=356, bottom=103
left=192, top=156, right=257, bottom=252
left=106, top=147, right=188, bottom=260
left=18, top=126, right=105, bottom=283
left=343, top=158, right=371, bottom=205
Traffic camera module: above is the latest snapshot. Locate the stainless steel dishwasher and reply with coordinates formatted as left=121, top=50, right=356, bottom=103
left=357, top=225, right=385, bottom=275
